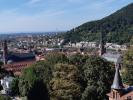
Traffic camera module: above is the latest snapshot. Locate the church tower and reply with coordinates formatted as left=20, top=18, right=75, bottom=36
left=109, top=65, right=124, bottom=100
left=3, top=40, right=8, bottom=65
left=99, top=32, right=106, bottom=56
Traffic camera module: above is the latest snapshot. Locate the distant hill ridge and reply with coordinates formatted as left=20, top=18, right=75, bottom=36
left=64, top=3, right=133, bottom=44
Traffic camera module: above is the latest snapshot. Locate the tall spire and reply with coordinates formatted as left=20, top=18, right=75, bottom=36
left=99, top=32, right=106, bottom=56
left=111, top=65, right=124, bottom=90
left=3, top=40, right=8, bottom=65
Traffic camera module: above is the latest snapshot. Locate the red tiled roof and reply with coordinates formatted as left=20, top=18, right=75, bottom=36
left=107, top=84, right=133, bottom=100
left=3, top=60, right=36, bottom=75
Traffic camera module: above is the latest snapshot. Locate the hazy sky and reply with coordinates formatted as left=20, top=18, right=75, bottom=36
left=0, top=0, right=132, bottom=33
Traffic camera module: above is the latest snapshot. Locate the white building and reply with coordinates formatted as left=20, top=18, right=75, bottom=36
left=105, top=43, right=127, bottom=50
left=0, top=76, right=14, bottom=94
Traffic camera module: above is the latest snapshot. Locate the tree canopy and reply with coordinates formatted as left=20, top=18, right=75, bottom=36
left=17, top=61, right=52, bottom=99
left=122, top=47, right=133, bottom=85
left=45, top=52, right=68, bottom=65
left=10, top=53, right=117, bottom=100
left=50, top=63, right=82, bottom=100
left=82, top=56, right=114, bottom=100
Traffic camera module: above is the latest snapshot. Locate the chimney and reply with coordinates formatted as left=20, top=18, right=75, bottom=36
left=3, top=40, right=8, bottom=65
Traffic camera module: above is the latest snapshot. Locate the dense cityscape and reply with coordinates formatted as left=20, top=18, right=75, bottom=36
left=0, top=1, right=133, bottom=100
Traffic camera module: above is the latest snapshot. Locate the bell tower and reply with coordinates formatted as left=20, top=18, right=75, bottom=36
left=110, top=65, right=124, bottom=100
left=3, top=40, right=8, bottom=65
left=99, top=32, right=106, bottom=56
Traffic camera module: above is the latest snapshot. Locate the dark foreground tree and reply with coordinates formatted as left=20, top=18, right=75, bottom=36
left=10, top=78, right=19, bottom=96
left=27, top=80, right=50, bottom=100
left=19, top=61, right=52, bottom=97
left=0, top=95, right=11, bottom=100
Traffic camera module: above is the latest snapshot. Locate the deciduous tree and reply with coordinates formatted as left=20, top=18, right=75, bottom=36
left=82, top=56, right=114, bottom=100
left=50, top=63, right=81, bottom=100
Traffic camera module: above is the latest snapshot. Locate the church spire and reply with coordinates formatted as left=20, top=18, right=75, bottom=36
left=3, top=40, right=8, bottom=65
left=99, top=32, right=106, bottom=56
left=111, top=65, right=124, bottom=90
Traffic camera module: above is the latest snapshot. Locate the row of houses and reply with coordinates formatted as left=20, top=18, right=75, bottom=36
left=65, top=41, right=128, bottom=51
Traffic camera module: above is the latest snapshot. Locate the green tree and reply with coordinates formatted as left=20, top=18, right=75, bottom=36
left=18, top=78, right=29, bottom=97
left=10, top=78, right=20, bottom=96
left=29, top=61, right=52, bottom=84
left=123, top=47, right=133, bottom=65
left=81, top=85, right=97, bottom=100
left=27, top=80, right=50, bottom=100
left=122, top=47, right=133, bottom=85
left=0, top=95, right=11, bottom=100
left=130, top=36, right=133, bottom=45
left=19, top=61, right=52, bottom=97
left=68, top=53, right=89, bottom=89
left=45, top=52, right=68, bottom=65
left=68, top=53, right=89, bottom=67
left=122, top=65, right=133, bottom=85
left=82, top=56, right=114, bottom=100
left=50, top=63, right=81, bottom=100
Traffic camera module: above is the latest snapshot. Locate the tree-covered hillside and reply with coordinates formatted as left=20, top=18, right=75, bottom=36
left=64, top=3, right=133, bottom=44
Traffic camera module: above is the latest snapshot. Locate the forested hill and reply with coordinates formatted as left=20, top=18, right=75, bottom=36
left=64, top=3, right=133, bottom=44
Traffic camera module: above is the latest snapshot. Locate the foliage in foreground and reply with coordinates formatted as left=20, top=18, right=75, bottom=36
left=0, top=95, right=11, bottom=100
left=122, top=47, right=133, bottom=85
left=82, top=56, right=114, bottom=100
left=10, top=53, right=116, bottom=100
left=50, top=63, right=82, bottom=100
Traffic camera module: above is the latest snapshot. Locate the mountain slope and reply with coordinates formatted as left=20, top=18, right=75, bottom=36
left=64, top=3, right=133, bottom=44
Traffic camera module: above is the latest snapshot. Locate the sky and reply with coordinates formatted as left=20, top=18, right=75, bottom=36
left=0, top=0, right=132, bottom=33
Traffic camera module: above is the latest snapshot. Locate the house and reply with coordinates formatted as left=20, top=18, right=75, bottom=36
left=106, top=43, right=127, bottom=51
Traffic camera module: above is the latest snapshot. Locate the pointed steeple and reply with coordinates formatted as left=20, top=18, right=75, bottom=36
left=3, top=40, right=8, bottom=65
left=99, top=32, right=106, bottom=56
left=111, top=65, right=124, bottom=90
